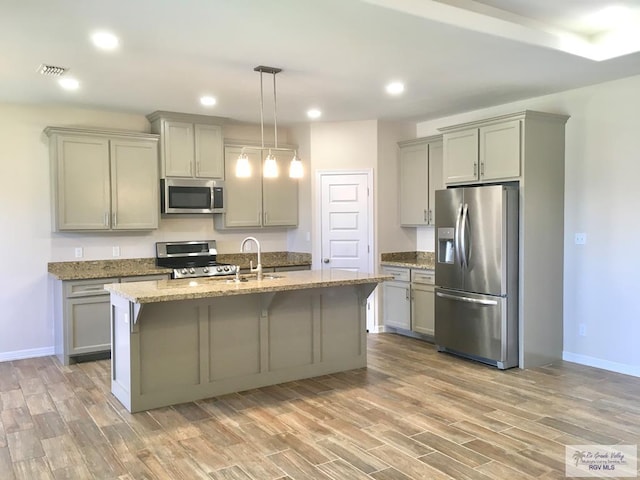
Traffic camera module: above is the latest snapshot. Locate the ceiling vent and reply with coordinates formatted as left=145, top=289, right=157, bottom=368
left=36, top=64, right=68, bottom=76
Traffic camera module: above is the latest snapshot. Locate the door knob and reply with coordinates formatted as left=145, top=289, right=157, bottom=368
left=323, top=258, right=330, bottom=263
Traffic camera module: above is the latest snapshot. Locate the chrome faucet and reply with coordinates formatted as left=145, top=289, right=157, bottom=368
left=240, top=236, right=262, bottom=280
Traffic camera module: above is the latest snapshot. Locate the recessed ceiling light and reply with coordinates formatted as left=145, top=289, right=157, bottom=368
left=200, top=96, right=217, bottom=107
left=307, top=108, right=322, bottom=119
left=58, top=77, right=80, bottom=91
left=91, top=31, right=119, bottom=50
left=386, top=81, right=405, bottom=95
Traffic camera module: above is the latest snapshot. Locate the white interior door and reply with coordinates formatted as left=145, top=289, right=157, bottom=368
left=320, top=172, right=371, bottom=273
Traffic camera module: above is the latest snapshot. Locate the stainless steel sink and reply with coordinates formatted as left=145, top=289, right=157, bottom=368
left=223, top=273, right=284, bottom=283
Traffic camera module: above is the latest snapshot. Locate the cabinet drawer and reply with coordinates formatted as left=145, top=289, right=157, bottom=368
left=64, top=278, right=118, bottom=298
left=411, top=270, right=434, bottom=284
left=381, top=267, right=410, bottom=282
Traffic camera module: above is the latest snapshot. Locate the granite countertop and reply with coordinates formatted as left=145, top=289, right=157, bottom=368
left=380, top=251, right=435, bottom=270
left=48, top=258, right=172, bottom=280
left=218, top=252, right=311, bottom=269
left=105, top=269, right=391, bottom=304
left=48, top=252, right=312, bottom=281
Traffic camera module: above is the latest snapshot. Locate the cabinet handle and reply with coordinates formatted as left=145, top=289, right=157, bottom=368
left=104, top=212, right=109, bottom=227
left=264, top=211, right=268, bottom=224
left=196, top=161, right=200, bottom=176
left=406, top=288, right=410, bottom=300
left=480, top=162, right=485, bottom=176
left=473, top=162, right=478, bottom=177
left=423, top=209, right=427, bottom=222
left=428, top=209, right=433, bottom=224
left=112, top=212, right=117, bottom=228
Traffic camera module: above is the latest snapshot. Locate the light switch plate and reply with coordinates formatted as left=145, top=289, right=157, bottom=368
left=574, top=233, right=587, bottom=245
left=74, top=247, right=83, bottom=258
left=112, top=246, right=120, bottom=257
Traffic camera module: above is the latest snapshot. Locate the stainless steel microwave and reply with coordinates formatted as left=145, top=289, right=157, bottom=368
left=161, top=178, right=225, bottom=214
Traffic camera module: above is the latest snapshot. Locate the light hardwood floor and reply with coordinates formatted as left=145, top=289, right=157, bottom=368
left=1, top=333, right=639, bottom=479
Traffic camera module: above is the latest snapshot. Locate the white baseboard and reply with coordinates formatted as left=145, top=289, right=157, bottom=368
left=563, top=351, right=640, bottom=378
left=0, top=346, right=55, bottom=363
left=368, top=325, right=386, bottom=333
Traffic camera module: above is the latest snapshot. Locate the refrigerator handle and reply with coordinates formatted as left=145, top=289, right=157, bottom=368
left=454, top=204, right=463, bottom=267
left=436, top=291, right=498, bottom=306
left=460, top=203, right=469, bottom=269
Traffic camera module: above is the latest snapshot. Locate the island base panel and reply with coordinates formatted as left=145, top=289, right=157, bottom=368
left=111, top=286, right=369, bottom=412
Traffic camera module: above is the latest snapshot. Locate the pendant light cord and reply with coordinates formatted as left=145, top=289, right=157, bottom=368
left=273, top=71, right=278, bottom=149
left=259, top=70, right=265, bottom=149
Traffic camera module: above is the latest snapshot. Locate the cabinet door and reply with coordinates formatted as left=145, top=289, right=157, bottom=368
left=195, top=124, right=224, bottom=179
left=412, top=283, right=435, bottom=336
left=480, top=120, right=521, bottom=181
left=163, top=121, right=194, bottom=177
left=443, top=129, right=479, bottom=185
left=263, top=150, right=298, bottom=226
left=110, top=139, right=159, bottom=230
left=399, top=143, right=429, bottom=226
left=223, top=147, right=262, bottom=227
left=55, top=135, right=111, bottom=231
left=427, top=141, right=443, bottom=226
left=67, top=295, right=111, bottom=355
left=383, top=281, right=411, bottom=329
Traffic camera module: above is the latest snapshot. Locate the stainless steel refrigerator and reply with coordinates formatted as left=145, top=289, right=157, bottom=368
left=434, top=184, right=519, bottom=369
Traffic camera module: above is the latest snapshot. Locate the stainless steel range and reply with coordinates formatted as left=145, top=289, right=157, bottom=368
left=155, top=240, right=238, bottom=279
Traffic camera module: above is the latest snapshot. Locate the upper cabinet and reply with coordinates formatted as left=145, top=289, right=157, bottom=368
left=398, top=135, right=443, bottom=226
left=216, top=146, right=298, bottom=229
left=442, top=116, right=521, bottom=185
left=147, top=111, right=224, bottom=179
left=45, top=127, right=159, bottom=232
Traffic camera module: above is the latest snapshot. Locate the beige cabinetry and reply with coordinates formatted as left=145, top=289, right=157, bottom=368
left=45, top=127, right=159, bottom=232
left=382, top=266, right=435, bottom=337
left=382, top=267, right=411, bottom=330
left=439, top=110, right=570, bottom=367
left=53, top=274, right=169, bottom=365
left=147, top=111, right=224, bottom=179
left=442, top=118, right=521, bottom=185
left=217, top=146, right=298, bottom=228
left=410, top=270, right=435, bottom=336
left=398, top=135, right=443, bottom=226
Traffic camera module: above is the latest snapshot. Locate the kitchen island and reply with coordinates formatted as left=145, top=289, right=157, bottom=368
left=105, top=269, right=390, bottom=413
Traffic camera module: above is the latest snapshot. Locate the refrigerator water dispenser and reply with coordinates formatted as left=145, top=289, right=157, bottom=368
left=438, top=228, right=455, bottom=264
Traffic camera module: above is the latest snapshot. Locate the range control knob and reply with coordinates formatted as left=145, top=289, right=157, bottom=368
left=189, top=268, right=195, bottom=274
left=181, top=268, right=188, bottom=275
left=216, top=266, right=223, bottom=272
left=223, top=266, right=230, bottom=271
left=202, top=267, right=209, bottom=273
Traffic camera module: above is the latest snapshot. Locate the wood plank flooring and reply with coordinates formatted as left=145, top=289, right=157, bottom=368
left=1, top=333, right=639, bottom=479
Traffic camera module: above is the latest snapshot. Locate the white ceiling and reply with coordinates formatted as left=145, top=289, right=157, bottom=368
left=2, top=0, right=640, bottom=125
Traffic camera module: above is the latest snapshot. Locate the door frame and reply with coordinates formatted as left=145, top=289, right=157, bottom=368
left=315, top=169, right=376, bottom=331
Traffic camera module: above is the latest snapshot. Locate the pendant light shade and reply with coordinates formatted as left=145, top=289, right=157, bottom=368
left=235, top=65, right=304, bottom=179
left=235, top=152, right=251, bottom=178
left=289, top=153, right=303, bottom=179
left=263, top=152, right=278, bottom=178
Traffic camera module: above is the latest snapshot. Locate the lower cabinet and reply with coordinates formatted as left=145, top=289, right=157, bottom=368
left=382, top=266, right=434, bottom=337
left=410, top=270, right=435, bottom=336
left=382, top=267, right=411, bottom=329
left=53, top=274, right=169, bottom=365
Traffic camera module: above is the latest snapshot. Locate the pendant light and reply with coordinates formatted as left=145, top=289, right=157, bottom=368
left=235, top=66, right=303, bottom=179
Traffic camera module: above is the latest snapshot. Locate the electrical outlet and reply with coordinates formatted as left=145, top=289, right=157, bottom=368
left=112, top=246, right=120, bottom=257
left=579, top=323, right=587, bottom=336
left=574, top=233, right=587, bottom=245
left=74, top=247, right=83, bottom=258
left=306, top=231, right=311, bottom=242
